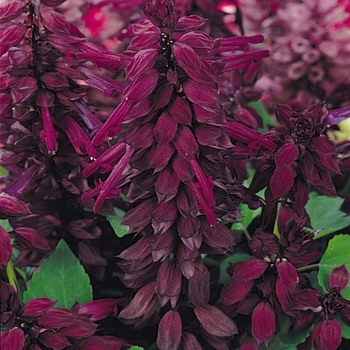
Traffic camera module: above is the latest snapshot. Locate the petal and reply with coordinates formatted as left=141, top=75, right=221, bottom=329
left=78, top=299, right=119, bottom=321
left=156, top=260, right=182, bottom=307
left=0, top=329, right=25, bottom=350
left=194, top=305, right=238, bottom=337
left=169, top=96, right=192, bottom=125
left=14, top=227, right=50, bottom=251
left=126, top=49, right=159, bottom=79
left=233, top=259, right=268, bottom=281
left=221, top=278, right=254, bottom=305
left=118, top=282, right=157, bottom=320
left=312, top=319, right=342, bottom=350
left=173, top=126, right=198, bottom=160
left=39, top=330, right=71, bottom=350
left=157, top=310, right=182, bottom=350
left=277, top=261, right=299, bottom=288
left=175, top=15, right=206, bottom=31
left=275, top=143, right=299, bottom=168
left=188, top=266, right=210, bottom=308
left=154, top=111, right=178, bottom=144
left=124, top=69, right=159, bottom=101
left=270, top=167, right=294, bottom=198
left=21, top=298, right=56, bottom=317
left=251, top=301, right=276, bottom=347
left=183, top=80, right=219, bottom=107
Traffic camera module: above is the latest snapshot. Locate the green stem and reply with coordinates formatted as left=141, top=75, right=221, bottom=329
left=297, top=264, right=320, bottom=272
left=238, top=223, right=252, bottom=241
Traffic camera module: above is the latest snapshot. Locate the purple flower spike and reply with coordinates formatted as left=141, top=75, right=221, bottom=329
left=39, top=107, right=58, bottom=155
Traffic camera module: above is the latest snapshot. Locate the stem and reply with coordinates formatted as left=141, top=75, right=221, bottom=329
left=238, top=223, right=252, bottom=241
left=297, top=264, right=320, bottom=272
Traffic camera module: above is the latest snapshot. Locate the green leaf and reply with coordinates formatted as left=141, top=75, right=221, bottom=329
left=306, top=192, right=350, bottom=239
left=128, top=347, right=145, bottom=350
left=249, top=101, right=276, bottom=132
left=231, top=203, right=261, bottom=231
left=266, top=314, right=312, bottom=350
left=219, top=250, right=253, bottom=284
left=0, top=219, right=12, bottom=232
left=318, top=234, right=350, bottom=300
left=23, top=239, right=92, bottom=308
left=106, top=208, right=129, bottom=238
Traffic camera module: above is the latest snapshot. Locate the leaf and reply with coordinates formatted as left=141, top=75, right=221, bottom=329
left=318, top=234, right=350, bottom=300
left=306, top=192, right=350, bottom=239
left=106, top=208, right=129, bottom=238
left=249, top=101, right=276, bottom=132
left=0, top=219, right=12, bottom=232
left=266, top=314, right=312, bottom=350
left=128, top=347, right=145, bottom=350
left=23, top=239, right=92, bottom=308
left=219, top=250, right=253, bottom=284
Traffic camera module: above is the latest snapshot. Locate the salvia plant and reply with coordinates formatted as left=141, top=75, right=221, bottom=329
left=1, top=0, right=350, bottom=349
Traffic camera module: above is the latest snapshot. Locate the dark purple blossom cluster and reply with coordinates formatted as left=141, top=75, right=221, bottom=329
left=1, top=0, right=350, bottom=350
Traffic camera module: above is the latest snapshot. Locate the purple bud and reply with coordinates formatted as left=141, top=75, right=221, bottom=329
left=188, top=266, right=210, bottom=308
left=312, top=319, right=342, bottom=350
left=329, top=265, right=350, bottom=292
left=13, top=227, right=50, bottom=251
left=156, top=260, right=182, bottom=308
left=157, top=310, right=182, bottom=350
left=251, top=301, right=275, bottom=347
left=194, top=304, right=238, bottom=337
left=78, top=336, right=131, bottom=350
left=79, top=299, right=119, bottom=321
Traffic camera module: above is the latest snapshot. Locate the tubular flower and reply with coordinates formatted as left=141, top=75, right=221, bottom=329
left=81, top=0, right=268, bottom=347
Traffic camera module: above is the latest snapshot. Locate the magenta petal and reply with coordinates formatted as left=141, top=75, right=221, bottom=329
left=154, top=111, right=178, bottom=144
left=0, top=1, right=26, bottom=22
left=270, top=167, right=294, bottom=198
left=329, top=265, right=350, bottom=292
left=173, top=126, right=198, bottom=160
left=251, top=301, right=276, bottom=347
left=0, top=329, right=25, bottom=350
left=0, top=193, right=31, bottom=218
left=21, top=297, right=56, bottom=317
left=39, top=330, right=71, bottom=350
left=194, top=304, right=238, bottom=337
left=124, top=69, right=159, bottom=101
left=275, top=143, right=299, bottom=168
left=126, top=48, right=159, bottom=79
left=312, top=319, right=342, bottom=350
left=157, top=310, right=182, bottom=350
left=233, top=259, right=268, bottom=281
left=79, top=299, right=119, bottom=321
left=183, top=80, right=218, bottom=107
left=175, top=15, right=207, bottom=31
left=277, top=261, right=299, bottom=288
left=92, top=100, right=132, bottom=145
left=169, top=96, right=192, bottom=125
left=221, top=278, right=254, bottom=305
